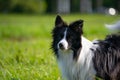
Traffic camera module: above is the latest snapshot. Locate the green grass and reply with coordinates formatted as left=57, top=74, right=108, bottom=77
left=0, top=14, right=120, bottom=80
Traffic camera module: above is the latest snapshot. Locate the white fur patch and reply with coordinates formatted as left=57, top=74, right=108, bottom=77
left=77, top=36, right=96, bottom=80
left=57, top=36, right=96, bottom=80
left=91, top=40, right=100, bottom=51
left=58, top=49, right=74, bottom=80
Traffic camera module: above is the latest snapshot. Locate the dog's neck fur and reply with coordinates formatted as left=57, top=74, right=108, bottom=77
left=57, top=36, right=96, bottom=80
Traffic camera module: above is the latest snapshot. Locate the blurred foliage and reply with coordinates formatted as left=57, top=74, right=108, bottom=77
left=0, top=0, right=46, bottom=14
left=71, top=0, right=80, bottom=12
left=103, top=0, right=115, bottom=7
left=45, top=0, right=57, bottom=13
left=0, top=0, right=11, bottom=12
left=0, top=0, right=119, bottom=13
left=103, top=0, right=120, bottom=12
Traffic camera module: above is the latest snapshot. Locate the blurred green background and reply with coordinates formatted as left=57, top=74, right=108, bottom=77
left=0, top=0, right=120, bottom=80
left=0, top=0, right=120, bottom=14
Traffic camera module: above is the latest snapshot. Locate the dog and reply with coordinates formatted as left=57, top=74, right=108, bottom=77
left=51, top=15, right=120, bottom=80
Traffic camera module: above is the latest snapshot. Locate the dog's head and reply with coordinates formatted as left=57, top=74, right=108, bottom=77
left=52, top=15, right=83, bottom=60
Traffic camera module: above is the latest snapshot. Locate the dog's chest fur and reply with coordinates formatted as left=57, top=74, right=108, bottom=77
left=57, top=37, right=96, bottom=80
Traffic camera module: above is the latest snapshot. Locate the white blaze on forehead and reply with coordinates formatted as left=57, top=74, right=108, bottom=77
left=58, top=28, right=68, bottom=50
left=63, top=28, right=68, bottom=39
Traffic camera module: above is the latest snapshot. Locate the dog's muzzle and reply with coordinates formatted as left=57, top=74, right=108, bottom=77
left=58, top=39, right=68, bottom=50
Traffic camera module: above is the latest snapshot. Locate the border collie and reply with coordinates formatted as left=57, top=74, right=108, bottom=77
left=51, top=15, right=120, bottom=80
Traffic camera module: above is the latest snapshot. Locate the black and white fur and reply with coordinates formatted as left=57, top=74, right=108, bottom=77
left=51, top=15, right=120, bottom=80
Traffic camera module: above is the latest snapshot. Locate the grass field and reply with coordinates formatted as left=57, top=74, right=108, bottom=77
left=0, top=14, right=120, bottom=80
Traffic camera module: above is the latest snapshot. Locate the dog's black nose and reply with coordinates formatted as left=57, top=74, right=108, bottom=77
left=59, top=43, right=64, bottom=49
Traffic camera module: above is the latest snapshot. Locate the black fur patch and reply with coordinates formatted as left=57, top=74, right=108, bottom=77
left=92, top=34, right=120, bottom=80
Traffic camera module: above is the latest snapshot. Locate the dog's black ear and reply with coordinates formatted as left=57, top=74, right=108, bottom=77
left=69, top=20, right=83, bottom=33
left=55, top=15, right=64, bottom=27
